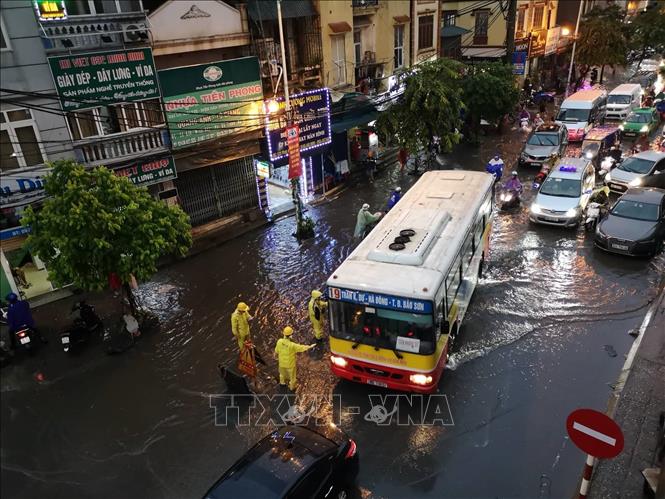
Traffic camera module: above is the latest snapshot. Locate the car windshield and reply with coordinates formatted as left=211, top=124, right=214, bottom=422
left=626, top=112, right=650, bottom=123
left=527, top=133, right=559, bottom=146
left=557, top=108, right=590, bottom=122
left=618, top=157, right=655, bottom=174
left=329, top=300, right=435, bottom=355
left=539, top=176, right=581, bottom=198
left=608, top=95, right=632, bottom=105
left=611, top=200, right=660, bottom=221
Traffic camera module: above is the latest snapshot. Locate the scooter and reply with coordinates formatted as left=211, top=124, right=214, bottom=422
left=585, top=202, right=602, bottom=232
left=14, top=325, right=37, bottom=353
left=60, top=301, right=102, bottom=353
left=499, top=188, right=521, bottom=210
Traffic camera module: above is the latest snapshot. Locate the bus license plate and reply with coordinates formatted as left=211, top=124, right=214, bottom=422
left=612, top=243, right=629, bottom=250
left=367, top=379, right=387, bottom=388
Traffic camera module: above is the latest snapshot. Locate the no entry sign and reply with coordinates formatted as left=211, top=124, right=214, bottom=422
left=566, top=408, right=624, bottom=458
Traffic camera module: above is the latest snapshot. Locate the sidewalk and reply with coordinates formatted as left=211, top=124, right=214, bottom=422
left=587, top=289, right=665, bottom=498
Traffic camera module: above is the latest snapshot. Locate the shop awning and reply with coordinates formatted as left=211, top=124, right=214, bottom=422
left=441, top=25, right=470, bottom=38
left=247, top=0, right=315, bottom=22
left=328, top=21, right=352, bottom=33
left=331, top=93, right=379, bottom=134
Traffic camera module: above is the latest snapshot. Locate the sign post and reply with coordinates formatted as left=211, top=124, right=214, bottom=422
left=566, top=408, right=624, bottom=498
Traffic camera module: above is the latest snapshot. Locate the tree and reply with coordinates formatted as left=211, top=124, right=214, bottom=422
left=576, top=5, right=628, bottom=83
left=23, top=160, right=192, bottom=313
left=376, top=58, right=464, bottom=167
left=461, top=62, right=519, bottom=140
left=626, top=5, right=665, bottom=74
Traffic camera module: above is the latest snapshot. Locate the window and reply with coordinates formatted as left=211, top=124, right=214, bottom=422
left=66, top=0, right=142, bottom=15
left=443, top=11, right=456, bottom=27
left=66, top=99, right=163, bottom=140
left=473, top=215, right=485, bottom=250
left=331, top=35, right=347, bottom=85
left=474, top=10, right=489, bottom=45
left=446, top=255, right=462, bottom=313
left=516, top=8, right=526, bottom=34
left=394, top=25, right=404, bottom=69
left=417, top=14, right=434, bottom=50
left=533, top=4, right=545, bottom=29
left=354, top=29, right=362, bottom=66
left=0, top=15, right=10, bottom=51
left=0, top=108, right=46, bottom=171
left=289, top=456, right=333, bottom=497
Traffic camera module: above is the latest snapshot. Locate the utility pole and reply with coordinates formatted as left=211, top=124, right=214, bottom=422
left=504, top=0, right=518, bottom=64
left=565, top=0, right=585, bottom=98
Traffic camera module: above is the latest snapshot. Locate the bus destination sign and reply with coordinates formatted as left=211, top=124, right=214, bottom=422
left=328, top=287, right=432, bottom=314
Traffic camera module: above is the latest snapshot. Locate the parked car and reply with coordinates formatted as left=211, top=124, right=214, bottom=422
left=619, top=107, right=660, bottom=138
left=529, top=157, right=596, bottom=227
left=203, top=424, right=359, bottom=499
left=604, top=151, right=665, bottom=194
left=594, top=187, right=665, bottom=256
left=519, top=123, right=568, bottom=168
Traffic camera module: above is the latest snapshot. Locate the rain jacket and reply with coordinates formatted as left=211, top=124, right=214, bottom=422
left=354, top=209, right=381, bottom=238
left=386, top=190, right=401, bottom=210
left=486, top=159, right=504, bottom=180
left=308, top=292, right=328, bottom=338
left=503, top=177, right=523, bottom=193
left=7, top=300, right=34, bottom=333
left=231, top=309, right=251, bottom=349
left=275, top=337, right=311, bottom=369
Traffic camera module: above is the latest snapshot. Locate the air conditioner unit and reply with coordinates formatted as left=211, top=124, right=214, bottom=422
left=122, top=23, right=148, bottom=43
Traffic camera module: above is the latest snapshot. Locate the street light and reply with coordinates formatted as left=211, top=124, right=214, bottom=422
left=565, top=0, right=585, bottom=98
left=561, top=27, right=571, bottom=37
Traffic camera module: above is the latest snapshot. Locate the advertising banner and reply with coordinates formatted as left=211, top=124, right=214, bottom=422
left=159, top=57, right=263, bottom=149
left=545, top=27, right=561, bottom=56
left=0, top=166, right=51, bottom=209
left=48, top=48, right=159, bottom=111
left=266, top=88, right=332, bottom=161
left=254, top=159, right=270, bottom=179
left=512, top=51, right=527, bottom=75
left=286, top=126, right=301, bottom=180
left=114, top=156, right=177, bottom=187
left=529, top=29, right=547, bottom=58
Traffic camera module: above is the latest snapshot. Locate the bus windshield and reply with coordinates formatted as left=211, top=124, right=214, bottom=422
left=329, top=301, right=436, bottom=355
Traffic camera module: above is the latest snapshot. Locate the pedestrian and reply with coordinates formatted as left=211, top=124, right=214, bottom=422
left=231, top=301, right=252, bottom=351
left=274, top=326, right=315, bottom=390
left=308, top=290, right=328, bottom=341
left=5, top=292, right=47, bottom=346
left=386, top=186, right=402, bottom=211
left=354, top=203, right=382, bottom=240
left=398, top=147, right=408, bottom=172
left=365, top=149, right=376, bottom=182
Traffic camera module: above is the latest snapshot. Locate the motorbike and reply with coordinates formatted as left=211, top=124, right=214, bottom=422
left=14, top=325, right=37, bottom=353
left=60, top=301, right=102, bottom=354
left=519, top=117, right=530, bottom=131
left=585, top=202, right=602, bottom=232
left=499, top=189, right=521, bottom=210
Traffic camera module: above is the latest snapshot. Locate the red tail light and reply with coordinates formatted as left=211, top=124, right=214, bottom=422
left=345, top=439, right=357, bottom=459
left=17, top=331, right=26, bottom=338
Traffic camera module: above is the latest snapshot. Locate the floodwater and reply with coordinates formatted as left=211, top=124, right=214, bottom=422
left=1, top=128, right=663, bottom=499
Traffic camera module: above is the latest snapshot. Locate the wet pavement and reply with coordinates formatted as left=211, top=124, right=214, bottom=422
left=2, top=124, right=664, bottom=499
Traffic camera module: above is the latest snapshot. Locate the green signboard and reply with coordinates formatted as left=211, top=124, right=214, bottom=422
left=114, top=156, right=177, bottom=187
left=48, top=48, right=159, bottom=111
left=158, top=57, right=264, bottom=149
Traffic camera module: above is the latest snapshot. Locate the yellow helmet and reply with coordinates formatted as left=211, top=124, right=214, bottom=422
left=311, top=290, right=322, bottom=299
left=283, top=326, right=294, bottom=336
left=237, top=302, right=249, bottom=312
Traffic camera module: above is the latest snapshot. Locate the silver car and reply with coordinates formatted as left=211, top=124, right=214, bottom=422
left=519, top=124, right=568, bottom=168
left=604, top=150, right=665, bottom=194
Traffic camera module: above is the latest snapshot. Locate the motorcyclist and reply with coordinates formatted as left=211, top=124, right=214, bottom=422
left=519, top=107, right=530, bottom=122
left=5, top=292, right=45, bottom=346
left=386, top=187, right=402, bottom=211
left=486, top=155, right=504, bottom=181
left=503, top=171, right=523, bottom=194
left=354, top=203, right=382, bottom=240
left=533, top=113, right=545, bottom=128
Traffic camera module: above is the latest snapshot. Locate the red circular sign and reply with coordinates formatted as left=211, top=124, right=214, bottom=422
left=566, top=408, right=624, bottom=458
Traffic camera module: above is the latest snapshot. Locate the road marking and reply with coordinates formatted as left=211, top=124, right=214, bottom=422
left=572, top=422, right=617, bottom=446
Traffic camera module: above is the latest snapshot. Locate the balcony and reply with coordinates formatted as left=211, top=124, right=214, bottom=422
left=39, top=11, right=149, bottom=54
left=353, top=0, right=379, bottom=14
left=73, top=127, right=169, bottom=167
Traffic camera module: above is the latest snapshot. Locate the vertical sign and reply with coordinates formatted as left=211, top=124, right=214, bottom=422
left=287, top=125, right=301, bottom=180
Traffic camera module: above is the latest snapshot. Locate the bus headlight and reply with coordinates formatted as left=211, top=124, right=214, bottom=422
left=330, top=355, right=348, bottom=368
left=410, top=374, right=433, bottom=386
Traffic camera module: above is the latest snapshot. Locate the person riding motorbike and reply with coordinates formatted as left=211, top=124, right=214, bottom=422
left=5, top=292, right=46, bottom=347
left=533, top=113, right=544, bottom=128
left=354, top=203, right=382, bottom=240
left=486, top=155, right=504, bottom=181
left=386, top=187, right=402, bottom=211
left=503, top=171, right=523, bottom=194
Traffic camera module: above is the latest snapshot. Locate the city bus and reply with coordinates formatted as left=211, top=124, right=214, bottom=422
left=326, top=171, right=494, bottom=393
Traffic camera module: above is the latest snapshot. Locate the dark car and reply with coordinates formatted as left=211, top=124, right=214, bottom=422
left=595, top=188, right=665, bottom=256
left=203, top=424, right=359, bottom=499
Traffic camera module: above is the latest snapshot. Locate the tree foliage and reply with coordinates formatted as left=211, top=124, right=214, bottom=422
left=626, top=5, right=665, bottom=70
left=23, top=160, right=192, bottom=292
left=376, top=58, right=464, bottom=155
left=576, top=5, right=628, bottom=80
left=461, top=62, right=519, bottom=133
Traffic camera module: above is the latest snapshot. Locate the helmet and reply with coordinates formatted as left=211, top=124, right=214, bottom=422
left=5, top=293, right=18, bottom=303
left=362, top=203, right=370, bottom=210
left=511, top=171, right=518, bottom=177
left=311, top=290, right=322, bottom=299
left=236, top=302, right=249, bottom=312
left=395, top=187, right=402, bottom=192
left=283, top=326, right=294, bottom=336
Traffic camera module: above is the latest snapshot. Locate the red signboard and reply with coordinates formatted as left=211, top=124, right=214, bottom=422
left=287, top=125, right=301, bottom=180
left=566, top=409, right=624, bottom=458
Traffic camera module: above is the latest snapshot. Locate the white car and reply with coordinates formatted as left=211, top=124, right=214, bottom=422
left=604, top=151, right=665, bottom=194
left=530, top=158, right=596, bottom=227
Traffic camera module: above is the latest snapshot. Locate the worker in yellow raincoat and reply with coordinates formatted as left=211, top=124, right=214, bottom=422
left=308, top=290, right=328, bottom=341
left=231, top=302, right=252, bottom=351
left=274, top=326, right=315, bottom=390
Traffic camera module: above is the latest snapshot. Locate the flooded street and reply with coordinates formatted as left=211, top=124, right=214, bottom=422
left=2, top=130, right=663, bottom=499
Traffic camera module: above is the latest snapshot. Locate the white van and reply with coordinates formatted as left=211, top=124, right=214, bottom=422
left=555, top=89, right=608, bottom=142
left=606, top=83, right=642, bottom=120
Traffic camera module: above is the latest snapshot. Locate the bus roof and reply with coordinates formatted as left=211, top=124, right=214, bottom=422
left=327, top=170, right=493, bottom=301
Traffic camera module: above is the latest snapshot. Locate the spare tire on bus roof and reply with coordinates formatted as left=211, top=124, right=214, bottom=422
left=400, top=229, right=416, bottom=237
left=389, top=242, right=406, bottom=251
left=394, top=236, right=411, bottom=244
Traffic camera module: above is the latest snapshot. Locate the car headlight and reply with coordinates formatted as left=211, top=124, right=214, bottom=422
left=520, top=152, right=528, bottom=160
left=619, top=124, right=624, bottom=130
left=629, top=177, right=642, bottom=187
left=605, top=172, right=612, bottom=182
left=531, top=203, right=542, bottom=214
left=640, top=125, right=649, bottom=132
left=595, top=226, right=607, bottom=238
left=565, top=207, right=578, bottom=218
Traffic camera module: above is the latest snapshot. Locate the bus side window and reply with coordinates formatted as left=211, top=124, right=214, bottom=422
left=462, top=231, right=473, bottom=268
left=446, top=255, right=462, bottom=313
left=473, top=215, right=485, bottom=251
